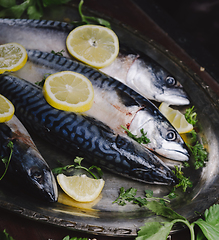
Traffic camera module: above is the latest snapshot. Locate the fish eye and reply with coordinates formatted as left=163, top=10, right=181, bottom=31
left=115, top=135, right=127, bottom=148
left=30, top=167, right=43, bottom=182
left=166, top=130, right=177, bottom=141
left=166, top=76, right=176, bottom=87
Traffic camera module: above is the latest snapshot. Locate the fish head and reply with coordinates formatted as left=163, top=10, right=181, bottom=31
left=23, top=147, right=58, bottom=202
left=126, top=57, right=190, bottom=105
left=129, top=108, right=189, bottom=161
left=113, top=135, right=178, bottom=185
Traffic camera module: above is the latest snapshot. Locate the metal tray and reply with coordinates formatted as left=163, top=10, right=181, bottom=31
left=0, top=2, right=219, bottom=238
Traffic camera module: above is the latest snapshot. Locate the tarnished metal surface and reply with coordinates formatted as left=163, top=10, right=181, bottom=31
left=0, top=3, right=219, bottom=237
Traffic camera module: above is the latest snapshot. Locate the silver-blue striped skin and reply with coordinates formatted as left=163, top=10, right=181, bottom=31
left=15, top=49, right=189, bottom=162
left=0, top=115, right=58, bottom=202
left=0, top=18, right=190, bottom=106
left=0, top=74, right=178, bottom=185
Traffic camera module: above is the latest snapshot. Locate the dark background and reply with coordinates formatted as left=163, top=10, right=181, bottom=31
left=132, top=0, right=219, bottom=85
left=155, top=0, right=219, bottom=62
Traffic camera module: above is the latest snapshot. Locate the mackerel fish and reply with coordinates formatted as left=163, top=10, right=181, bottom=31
left=16, top=49, right=189, bottom=162
left=0, top=72, right=178, bottom=185
left=0, top=18, right=189, bottom=106
left=0, top=115, right=58, bottom=202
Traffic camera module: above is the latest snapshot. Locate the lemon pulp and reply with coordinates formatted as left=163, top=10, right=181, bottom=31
left=0, top=94, right=15, bottom=123
left=43, top=71, right=94, bottom=112
left=66, top=25, right=119, bottom=68
left=159, top=102, right=193, bottom=134
left=0, top=42, right=27, bottom=74
left=57, top=174, right=105, bottom=202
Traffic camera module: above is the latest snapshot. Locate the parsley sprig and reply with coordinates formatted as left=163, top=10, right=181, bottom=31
left=121, top=125, right=150, bottom=144
left=113, top=187, right=170, bottom=207
left=51, top=49, right=65, bottom=56
left=35, top=73, right=51, bottom=87
left=188, top=141, right=208, bottom=169
left=172, top=165, right=193, bottom=192
left=52, top=156, right=103, bottom=179
left=0, top=141, right=14, bottom=181
left=185, top=106, right=198, bottom=126
left=184, top=106, right=208, bottom=169
left=113, top=188, right=219, bottom=240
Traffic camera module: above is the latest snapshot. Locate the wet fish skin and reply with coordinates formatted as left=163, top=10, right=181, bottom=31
left=0, top=115, right=58, bottom=202
left=15, top=49, right=189, bottom=162
left=0, top=18, right=189, bottom=105
left=0, top=73, right=178, bottom=185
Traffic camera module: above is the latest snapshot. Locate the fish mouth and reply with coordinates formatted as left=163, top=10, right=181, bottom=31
left=44, top=173, right=58, bottom=202
left=156, top=90, right=190, bottom=106
left=33, top=169, right=58, bottom=202
left=156, top=148, right=190, bottom=162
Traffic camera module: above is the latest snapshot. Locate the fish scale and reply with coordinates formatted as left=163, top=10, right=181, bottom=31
left=0, top=73, right=177, bottom=185
left=0, top=18, right=74, bottom=33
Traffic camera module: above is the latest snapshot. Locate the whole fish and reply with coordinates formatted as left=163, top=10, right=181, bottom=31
left=16, top=49, right=189, bottom=162
left=0, top=18, right=189, bottom=106
left=0, top=73, right=178, bottom=185
left=0, top=115, right=58, bottom=202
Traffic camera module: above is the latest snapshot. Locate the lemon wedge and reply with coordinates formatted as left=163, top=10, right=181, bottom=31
left=66, top=25, right=119, bottom=68
left=0, top=42, right=27, bottom=74
left=159, top=102, right=193, bottom=134
left=0, top=94, right=15, bottom=123
left=57, top=174, right=105, bottom=202
left=43, top=71, right=94, bottom=113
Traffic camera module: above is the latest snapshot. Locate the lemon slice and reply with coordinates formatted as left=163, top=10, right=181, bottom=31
left=159, top=102, right=193, bottom=134
left=43, top=71, right=94, bottom=112
left=66, top=25, right=119, bottom=68
left=57, top=174, right=105, bottom=202
left=0, top=42, right=28, bottom=74
left=0, top=94, right=15, bottom=123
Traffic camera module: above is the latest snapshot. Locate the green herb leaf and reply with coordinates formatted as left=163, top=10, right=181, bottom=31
left=145, top=189, right=153, bottom=198
left=113, top=187, right=137, bottom=206
left=172, top=165, right=193, bottom=192
left=136, top=221, right=174, bottom=240
left=0, top=141, right=14, bottom=181
left=73, top=0, right=111, bottom=28
left=196, top=230, right=206, bottom=240
left=188, top=141, right=208, bottom=170
left=27, top=3, right=43, bottom=19
left=113, top=187, right=170, bottom=207
left=0, top=229, right=15, bottom=240
left=194, top=204, right=219, bottom=240
left=88, top=165, right=103, bottom=178
left=195, top=219, right=219, bottom=240
left=0, top=0, right=71, bottom=19
left=51, top=49, right=65, bottom=56
left=146, top=201, right=186, bottom=221
left=74, top=156, right=83, bottom=166
left=35, top=73, right=51, bottom=87
left=0, top=0, right=16, bottom=8
left=185, top=106, right=198, bottom=126
left=204, top=204, right=219, bottom=227
left=188, top=129, right=198, bottom=144
left=0, top=0, right=29, bottom=18
left=52, top=156, right=103, bottom=179
left=121, top=125, right=150, bottom=144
